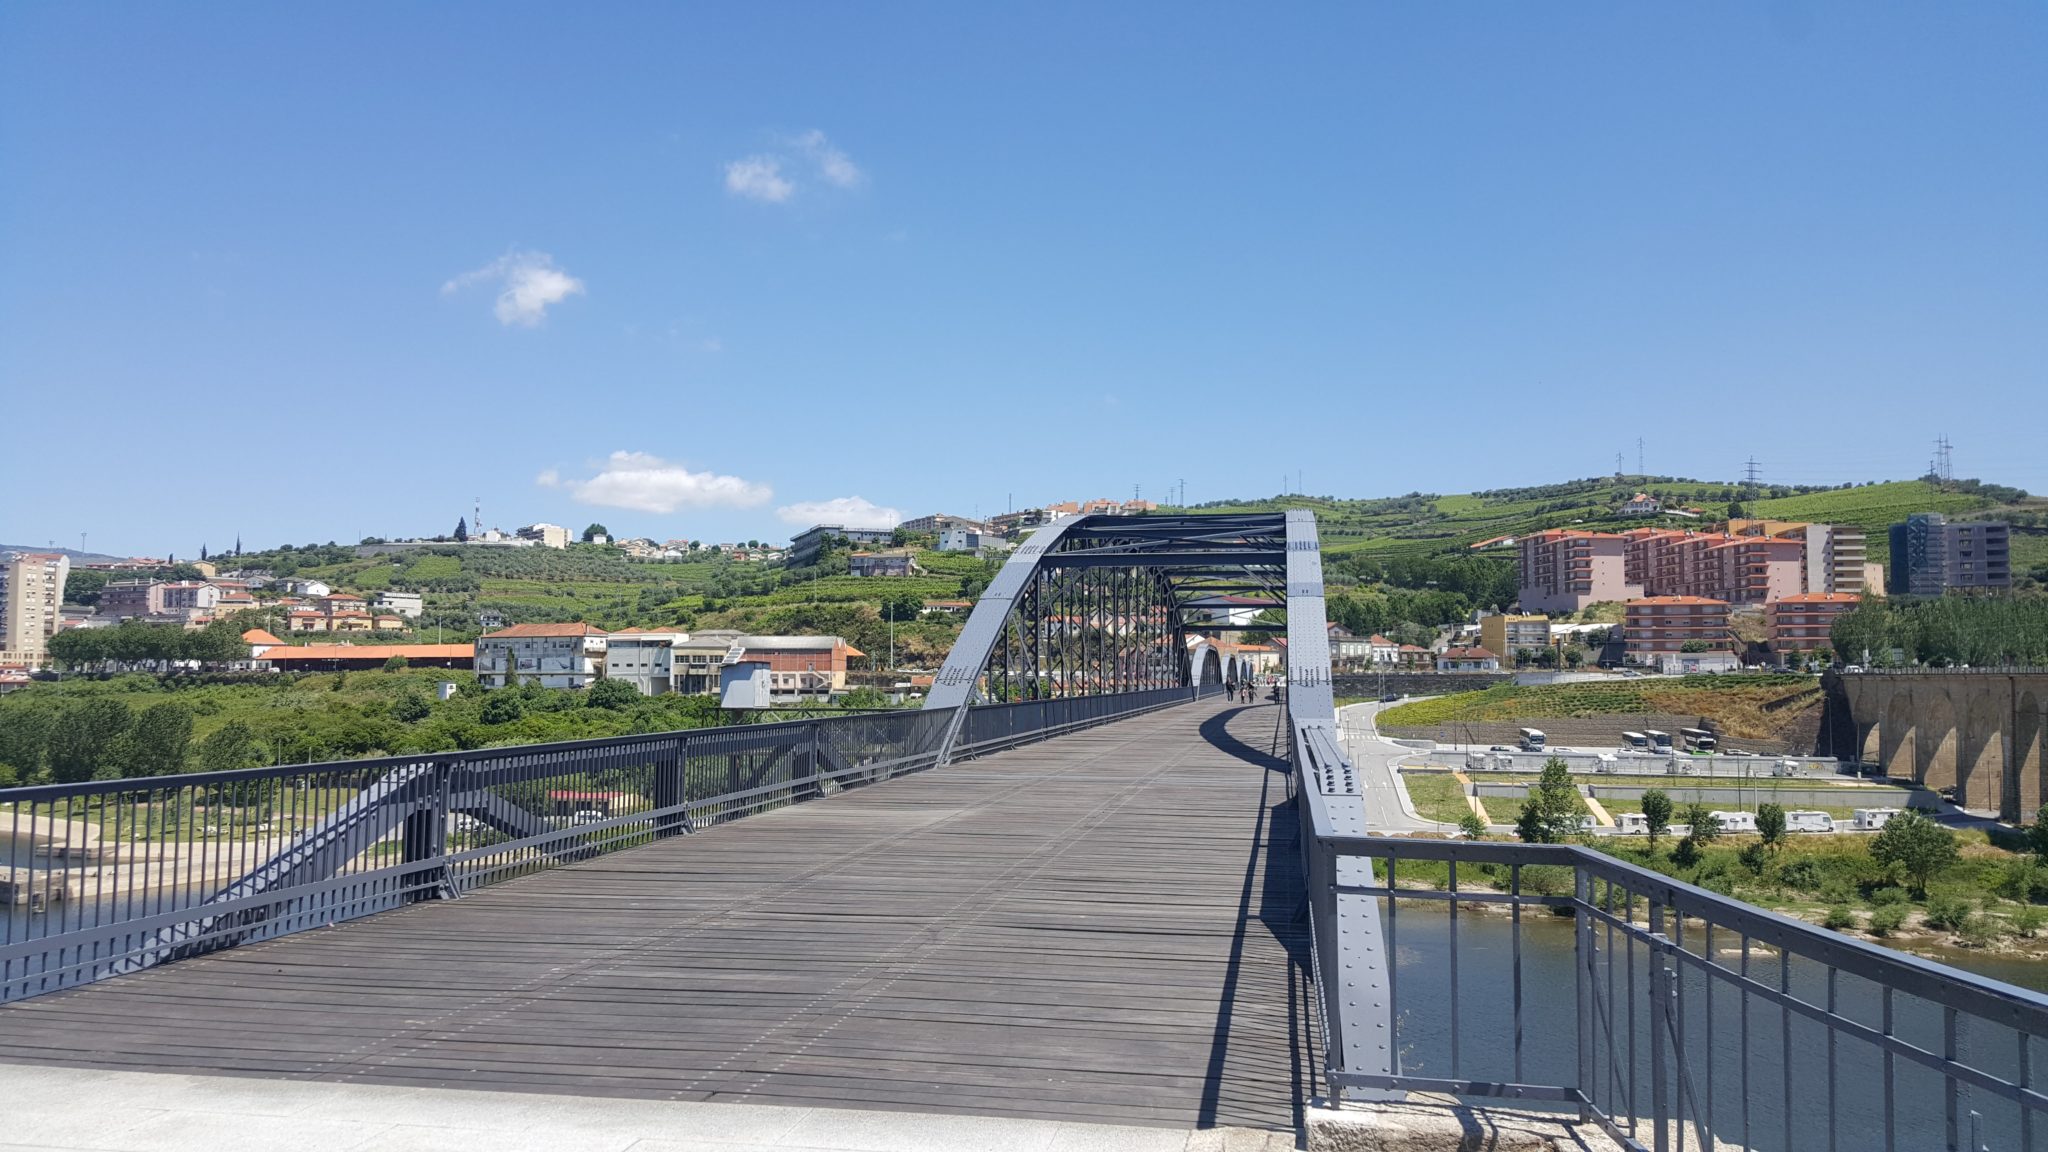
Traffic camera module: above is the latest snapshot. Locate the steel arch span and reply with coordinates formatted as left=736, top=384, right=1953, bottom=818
left=923, top=510, right=1336, bottom=756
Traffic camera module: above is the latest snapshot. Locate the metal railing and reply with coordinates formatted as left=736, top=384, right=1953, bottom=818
left=0, top=688, right=1197, bottom=1004
left=952, top=684, right=1220, bottom=757
left=1303, top=828, right=2048, bottom=1152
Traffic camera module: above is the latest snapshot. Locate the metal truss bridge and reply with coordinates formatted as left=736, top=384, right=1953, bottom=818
left=3, top=511, right=2047, bottom=1150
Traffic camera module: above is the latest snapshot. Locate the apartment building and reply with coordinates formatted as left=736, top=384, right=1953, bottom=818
left=0, top=551, right=70, bottom=664
left=475, top=623, right=609, bottom=689
left=788, top=523, right=896, bottom=565
left=516, top=523, right=571, bottom=549
left=1624, top=523, right=1852, bottom=603
left=1517, top=530, right=1642, bottom=614
left=1767, top=593, right=1861, bottom=655
left=937, top=528, right=1008, bottom=554
left=1706, top=536, right=1805, bottom=604
left=1479, top=613, right=1552, bottom=665
left=603, top=629, right=687, bottom=695
left=1623, top=597, right=1732, bottom=663
left=899, top=513, right=989, bottom=535
left=1804, top=524, right=1869, bottom=596
left=1889, top=514, right=2011, bottom=596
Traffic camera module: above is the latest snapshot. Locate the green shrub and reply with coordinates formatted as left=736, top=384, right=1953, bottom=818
left=1517, top=865, right=1576, bottom=897
left=2011, top=905, right=2048, bottom=938
left=1778, top=858, right=1824, bottom=891
left=1869, top=905, right=1909, bottom=936
left=1818, top=878, right=1857, bottom=906
left=1738, top=843, right=1769, bottom=876
left=1999, top=859, right=2048, bottom=903
left=1923, top=893, right=1973, bottom=932
left=1822, top=906, right=1859, bottom=931
left=1957, top=917, right=1999, bottom=949
left=1868, top=886, right=1911, bottom=907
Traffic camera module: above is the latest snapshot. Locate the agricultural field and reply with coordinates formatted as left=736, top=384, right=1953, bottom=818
left=1377, top=674, right=1822, bottom=742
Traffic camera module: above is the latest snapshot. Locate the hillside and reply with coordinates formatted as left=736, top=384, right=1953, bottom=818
left=1172, top=477, right=2042, bottom=572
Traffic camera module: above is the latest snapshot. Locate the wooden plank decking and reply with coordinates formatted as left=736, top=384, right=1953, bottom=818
left=0, top=699, right=1317, bottom=1131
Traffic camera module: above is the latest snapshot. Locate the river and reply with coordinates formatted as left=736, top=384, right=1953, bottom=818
left=1385, top=902, right=2047, bottom=1151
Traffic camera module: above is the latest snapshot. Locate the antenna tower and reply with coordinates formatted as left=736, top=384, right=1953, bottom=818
left=1637, top=437, right=1645, bottom=475
left=1743, top=457, right=1762, bottom=487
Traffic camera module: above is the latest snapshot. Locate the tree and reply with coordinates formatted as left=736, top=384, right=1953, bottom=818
left=454, top=517, right=469, bottom=543
left=1683, top=803, right=1721, bottom=844
left=1458, top=811, right=1487, bottom=840
left=127, top=702, right=194, bottom=777
left=1640, top=789, right=1673, bottom=849
left=197, top=721, right=264, bottom=773
left=585, top=678, right=641, bottom=711
left=46, top=698, right=133, bottom=783
left=390, top=691, right=432, bottom=723
left=582, top=523, right=609, bottom=542
left=64, top=568, right=110, bottom=606
left=1515, top=756, right=1583, bottom=843
left=481, top=693, right=525, bottom=724
left=0, top=706, right=54, bottom=782
left=1756, top=803, right=1787, bottom=851
left=1870, top=809, right=1960, bottom=895
left=880, top=592, right=923, bottom=623
left=383, top=655, right=409, bottom=671
left=2028, top=806, right=2048, bottom=862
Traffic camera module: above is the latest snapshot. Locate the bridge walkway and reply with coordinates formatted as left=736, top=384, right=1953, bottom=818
left=0, top=699, right=1317, bottom=1132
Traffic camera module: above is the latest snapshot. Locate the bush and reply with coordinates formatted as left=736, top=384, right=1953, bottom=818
left=1869, top=905, right=1908, bottom=936
left=2011, top=905, right=2048, bottom=938
left=1923, top=893, right=1973, bottom=932
left=1868, top=886, right=1911, bottom=907
left=1999, top=858, right=2048, bottom=903
left=1957, top=917, right=2000, bottom=949
left=1778, top=858, right=1825, bottom=892
left=1738, top=843, right=1769, bottom=876
left=1823, top=906, right=1858, bottom=931
left=480, top=694, right=525, bottom=725
left=585, top=679, right=642, bottom=711
left=1517, top=865, right=1576, bottom=897
left=1818, top=878, right=1857, bottom=906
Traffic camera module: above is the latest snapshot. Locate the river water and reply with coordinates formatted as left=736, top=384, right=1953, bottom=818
left=1384, top=902, right=2047, bottom=1151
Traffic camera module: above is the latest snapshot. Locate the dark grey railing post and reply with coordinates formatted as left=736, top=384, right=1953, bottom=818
left=654, top=736, right=686, bottom=838
left=400, top=759, right=452, bottom=903
left=1576, top=866, right=1596, bottom=1122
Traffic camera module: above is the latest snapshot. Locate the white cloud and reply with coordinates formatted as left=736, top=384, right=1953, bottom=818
left=722, top=131, right=862, bottom=203
left=535, top=468, right=561, bottom=488
left=442, top=251, right=586, bottom=327
left=724, top=156, right=794, bottom=203
left=795, top=129, right=862, bottom=188
left=775, top=496, right=902, bottom=531
left=549, top=451, right=772, bottom=514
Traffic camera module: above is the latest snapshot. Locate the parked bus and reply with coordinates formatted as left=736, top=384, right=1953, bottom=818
left=1644, top=730, right=1673, bottom=753
left=1621, top=731, right=1649, bottom=751
left=1518, top=727, right=1547, bottom=752
left=1680, top=727, right=1718, bottom=753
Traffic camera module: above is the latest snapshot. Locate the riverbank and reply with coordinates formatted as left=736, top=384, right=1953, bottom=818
left=1388, top=829, right=2048, bottom=978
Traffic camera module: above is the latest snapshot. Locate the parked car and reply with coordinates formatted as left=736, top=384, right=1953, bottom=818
left=572, top=809, right=607, bottom=825
left=1380, top=692, right=1401, bottom=702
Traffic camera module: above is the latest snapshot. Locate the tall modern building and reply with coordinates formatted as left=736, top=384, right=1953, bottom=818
left=0, top=551, right=72, bottom=664
left=1888, top=514, right=2011, bottom=596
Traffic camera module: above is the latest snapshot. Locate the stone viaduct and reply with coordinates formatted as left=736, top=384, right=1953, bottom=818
left=1834, top=670, right=2048, bottom=820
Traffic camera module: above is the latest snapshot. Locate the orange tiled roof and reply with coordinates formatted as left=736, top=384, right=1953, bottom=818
left=1772, top=593, right=1862, bottom=605
left=265, top=644, right=474, bottom=662
left=241, top=628, right=287, bottom=647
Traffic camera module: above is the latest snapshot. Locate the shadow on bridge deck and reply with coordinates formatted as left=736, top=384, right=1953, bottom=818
left=0, top=700, right=1317, bottom=1132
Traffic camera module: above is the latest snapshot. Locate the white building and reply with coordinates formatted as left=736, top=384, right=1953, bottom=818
left=603, top=629, right=688, bottom=695
left=0, top=551, right=71, bottom=665
left=938, top=528, right=1007, bottom=554
left=282, top=579, right=332, bottom=598
left=517, top=523, right=571, bottom=549
left=474, top=623, right=609, bottom=689
left=372, top=590, right=425, bottom=619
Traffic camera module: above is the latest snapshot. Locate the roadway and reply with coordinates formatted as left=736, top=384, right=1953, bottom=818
left=1333, top=700, right=1449, bottom=834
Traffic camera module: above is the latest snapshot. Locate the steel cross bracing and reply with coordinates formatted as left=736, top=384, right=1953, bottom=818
left=922, top=513, right=1290, bottom=754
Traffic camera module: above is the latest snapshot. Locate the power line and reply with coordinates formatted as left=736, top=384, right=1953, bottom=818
left=1743, top=457, right=1763, bottom=487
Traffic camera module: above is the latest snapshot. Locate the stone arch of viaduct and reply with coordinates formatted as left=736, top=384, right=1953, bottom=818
left=1840, top=671, right=2048, bottom=821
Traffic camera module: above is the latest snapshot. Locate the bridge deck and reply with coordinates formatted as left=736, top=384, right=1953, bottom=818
left=0, top=699, right=1316, bottom=1131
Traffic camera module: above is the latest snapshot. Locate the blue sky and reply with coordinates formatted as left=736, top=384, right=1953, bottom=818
left=3, top=2, right=2043, bottom=555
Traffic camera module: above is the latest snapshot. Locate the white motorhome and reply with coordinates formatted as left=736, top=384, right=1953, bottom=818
left=1616, top=811, right=1650, bottom=834
left=1709, top=810, right=1757, bottom=833
left=1772, top=759, right=1801, bottom=778
left=1784, top=810, right=1835, bottom=833
left=1852, top=808, right=1901, bottom=830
